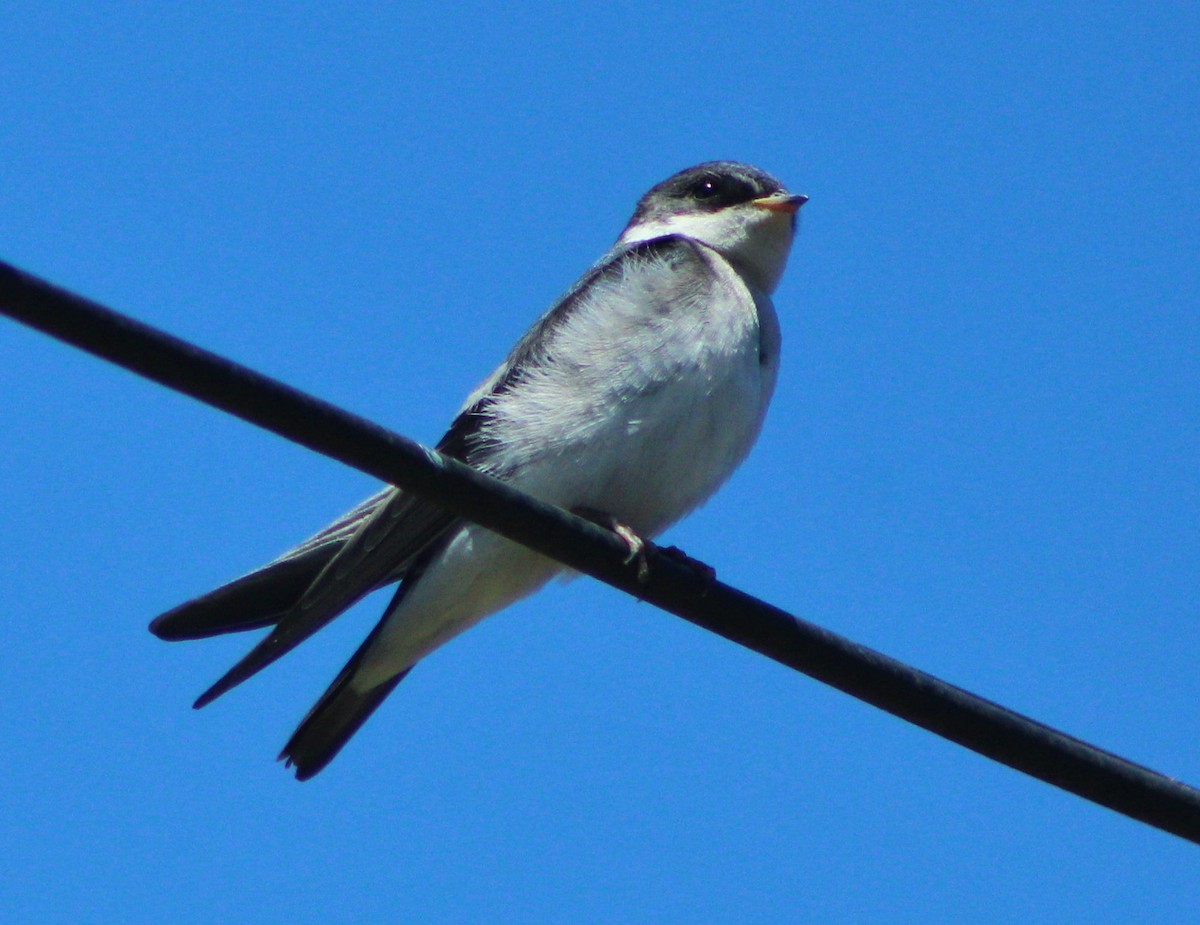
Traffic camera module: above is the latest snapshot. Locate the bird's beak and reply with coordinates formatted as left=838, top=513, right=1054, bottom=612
left=752, top=193, right=809, bottom=214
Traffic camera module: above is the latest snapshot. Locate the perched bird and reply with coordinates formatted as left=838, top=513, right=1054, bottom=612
left=151, top=161, right=807, bottom=779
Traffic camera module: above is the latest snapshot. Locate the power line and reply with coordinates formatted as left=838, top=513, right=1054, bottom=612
left=2, top=256, right=1198, bottom=845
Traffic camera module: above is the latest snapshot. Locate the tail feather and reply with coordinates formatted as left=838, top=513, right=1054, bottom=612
left=155, top=489, right=448, bottom=777
left=149, top=545, right=336, bottom=640
left=277, top=602, right=414, bottom=779
left=280, top=666, right=412, bottom=781
left=279, top=564, right=433, bottom=780
left=148, top=489, right=396, bottom=641
left=189, top=498, right=456, bottom=709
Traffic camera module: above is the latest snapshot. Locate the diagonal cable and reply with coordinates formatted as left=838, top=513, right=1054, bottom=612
left=2, top=257, right=1198, bottom=845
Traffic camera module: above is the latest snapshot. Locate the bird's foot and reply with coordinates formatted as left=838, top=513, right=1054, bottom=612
left=573, top=507, right=651, bottom=584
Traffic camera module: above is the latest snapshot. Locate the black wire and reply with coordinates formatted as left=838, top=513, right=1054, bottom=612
left=3, top=256, right=1199, bottom=845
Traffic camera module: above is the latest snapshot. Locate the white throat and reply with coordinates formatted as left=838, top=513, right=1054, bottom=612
left=618, top=205, right=796, bottom=294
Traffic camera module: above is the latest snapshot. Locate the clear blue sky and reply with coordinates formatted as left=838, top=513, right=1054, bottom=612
left=3, top=3, right=1198, bottom=922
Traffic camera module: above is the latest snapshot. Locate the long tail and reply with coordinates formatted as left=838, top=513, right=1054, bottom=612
left=150, top=544, right=337, bottom=639
left=278, top=584, right=417, bottom=780
left=149, top=489, right=394, bottom=641
left=151, top=486, right=458, bottom=709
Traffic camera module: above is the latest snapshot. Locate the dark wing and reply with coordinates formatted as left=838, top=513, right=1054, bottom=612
left=179, top=354, right=526, bottom=706
left=434, top=236, right=702, bottom=468
left=275, top=238, right=716, bottom=775
left=164, top=236, right=702, bottom=719
left=150, top=488, right=395, bottom=641
left=191, top=488, right=460, bottom=708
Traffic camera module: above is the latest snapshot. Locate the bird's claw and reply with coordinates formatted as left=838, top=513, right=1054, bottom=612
left=611, top=522, right=651, bottom=584
left=573, top=507, right=652, bottom=584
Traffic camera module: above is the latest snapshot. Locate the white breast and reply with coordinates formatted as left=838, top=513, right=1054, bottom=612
left=486, top=243, right=779, bottom=538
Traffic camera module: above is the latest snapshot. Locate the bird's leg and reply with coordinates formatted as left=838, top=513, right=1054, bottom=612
left=572, top=507, right=651, bottom=584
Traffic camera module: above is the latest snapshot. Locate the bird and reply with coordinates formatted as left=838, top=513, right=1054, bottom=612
left=150, top=161, right=807, bottom=779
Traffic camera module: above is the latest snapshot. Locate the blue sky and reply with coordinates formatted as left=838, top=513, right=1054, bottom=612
left=2, top=3, right=1198, bottom=922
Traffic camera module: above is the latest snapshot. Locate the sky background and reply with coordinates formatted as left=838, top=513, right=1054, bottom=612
left=2, top=3, right=1198, bottom=922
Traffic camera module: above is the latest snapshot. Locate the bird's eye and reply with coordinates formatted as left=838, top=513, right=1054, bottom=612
left=691, top=176, right=723, bottom=200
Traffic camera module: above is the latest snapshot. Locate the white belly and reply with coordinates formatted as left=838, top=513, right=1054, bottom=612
left=356, top=245, right=782, bottom=686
